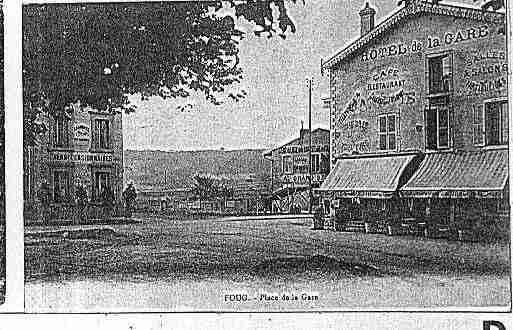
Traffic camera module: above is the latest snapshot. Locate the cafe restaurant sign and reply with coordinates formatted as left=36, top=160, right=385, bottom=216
left=50, top=151, right=113, bottom=163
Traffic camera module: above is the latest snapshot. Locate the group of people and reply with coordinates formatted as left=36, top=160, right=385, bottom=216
left=37, top=181, right=137, bottom=224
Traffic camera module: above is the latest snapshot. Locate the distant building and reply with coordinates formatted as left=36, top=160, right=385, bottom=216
left=137, top=176, right=270, bottom=216
left=320, top=1, right=508, bottom=238
left=24, top=103, right=124, bottom=222
left=263, top=127, right=330, bottom=213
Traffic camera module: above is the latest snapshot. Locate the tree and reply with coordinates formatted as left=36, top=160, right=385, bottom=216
left=192, top=175, right=232, bottom=200
left=23, top=1, right=299, bottom=145
left=476, top=0, right=504, bottom=11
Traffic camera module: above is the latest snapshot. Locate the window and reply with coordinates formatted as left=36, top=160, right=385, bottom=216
left=282, top=155, right=293, bottom=174
left=378, top=114, right=397, bottom=151
left=93, top=119, right=110, bottom=149
left=425, top=105, right=450, bottom=150
left=427, top=53, right=452, bottom=94
left=311, top=154, right=320, bottom=173
left=53, top=116, right=69, bottom=148
left=53, top=170, right=70, bottom=203
left=473, top=105, right=484, bottom=145
left=484, top=100, right=508, bottom=146
left=93, top=171, right=111, bottom=201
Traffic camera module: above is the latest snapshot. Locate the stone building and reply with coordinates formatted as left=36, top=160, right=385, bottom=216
left=24, top=103, right=123, bottom=223
left=264, top=127, right=330, bottom=213
left=319, top=1, right=508, bottom=239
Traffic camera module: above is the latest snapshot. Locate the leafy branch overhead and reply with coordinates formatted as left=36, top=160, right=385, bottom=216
left=23, top=1, right=298, bottom=145
left=398, top=0, right=504, bottom=10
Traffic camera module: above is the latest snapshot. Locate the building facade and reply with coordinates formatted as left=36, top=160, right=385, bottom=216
left=264, top=127, right=330, bottom=213
left=320, top=1, right=508, bottom=239
left=24, top=103, right=124, bottom=222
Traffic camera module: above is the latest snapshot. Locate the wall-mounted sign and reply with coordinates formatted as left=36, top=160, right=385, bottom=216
left=74, top=123, right=90, bottom=140
left=50, top=151, right=113, bottom=163
left=282, top=173, right=326, bottom=185
left=362, top=25, right=490, bottom=62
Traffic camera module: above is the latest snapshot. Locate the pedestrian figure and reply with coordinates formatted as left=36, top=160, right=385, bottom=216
left=37, top=182, right=51, bottom=225
left=123, top=182, right=137, bottom=217
left=312, top=204, right=324, bottom=230
left=75, top=183, right=88, bottom=224
left=101, top=185, right=114, bottom=220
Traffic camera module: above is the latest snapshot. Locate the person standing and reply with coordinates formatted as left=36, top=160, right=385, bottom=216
left=38, top=182, right=51, bottom=225
left=75, top=183, right=88, bottom=224
left=123, top=183, right=137, bottom=217
left=101, top=185, right=114, bottom=220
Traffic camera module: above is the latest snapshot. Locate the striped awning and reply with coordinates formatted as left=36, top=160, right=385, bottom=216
left=318, top=154, right=417, bottom=199
left=400, top=149, right=509, bottom=199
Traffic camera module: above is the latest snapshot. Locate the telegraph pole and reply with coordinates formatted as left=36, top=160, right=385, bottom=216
left=307, top=78, right=313, bottom=214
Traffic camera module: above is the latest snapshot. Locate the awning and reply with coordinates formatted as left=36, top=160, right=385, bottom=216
left=318, top=154, right=417, bottom=199
left=400, top=149, right=509, bottom=199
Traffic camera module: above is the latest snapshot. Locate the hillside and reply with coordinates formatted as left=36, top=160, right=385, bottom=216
left=124, top=149, right=271, bottom=190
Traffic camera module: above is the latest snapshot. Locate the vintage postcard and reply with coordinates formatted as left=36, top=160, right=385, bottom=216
left=21, top=0, right=511, bottom=313
left=0, top=0, right=4, bottom=308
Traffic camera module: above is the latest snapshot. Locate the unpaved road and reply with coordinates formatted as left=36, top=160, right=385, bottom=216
left=25, top=215, right=510, bottom=311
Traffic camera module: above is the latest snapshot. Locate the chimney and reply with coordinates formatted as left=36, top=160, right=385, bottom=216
left=300, top=121, right=308, bottom=142
left=359, top=2, right=376, bottom=36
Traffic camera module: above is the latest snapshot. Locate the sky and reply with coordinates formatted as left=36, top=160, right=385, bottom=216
left=123, top=0, right=479, bottom=152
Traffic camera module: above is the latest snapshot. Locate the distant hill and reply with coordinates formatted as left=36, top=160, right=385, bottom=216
left=124, top=149, right=271, bottom=190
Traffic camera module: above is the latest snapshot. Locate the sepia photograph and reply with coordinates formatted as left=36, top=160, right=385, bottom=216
left=22, top=0, right=510, bottom=312
left=0, top=0, right=4, bottom=307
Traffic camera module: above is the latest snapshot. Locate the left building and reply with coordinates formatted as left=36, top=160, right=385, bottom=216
left=24, top=103, right=124, bottom=223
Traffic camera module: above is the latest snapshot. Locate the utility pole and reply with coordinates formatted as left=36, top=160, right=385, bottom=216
left=307, top=78, right=313, bottom=214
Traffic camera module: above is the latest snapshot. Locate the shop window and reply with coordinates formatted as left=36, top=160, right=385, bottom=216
left=53, top=116, right=69, bottom=148
left=484, top=100, right=508, bottom=146
left=311, top=154, right=320, bottom=173
left=93, top=171, right=111, bottom=201
left=93, top=118, right=110, bottom=149
left=427, top=52, right=452, bottom=95
left=282, top=155, right=293, bottom=174
left=53, top=169, right=70, bottom=203
left=378, top=114, right=396, bottom=151
left=425, top=105, right=450, bottom=150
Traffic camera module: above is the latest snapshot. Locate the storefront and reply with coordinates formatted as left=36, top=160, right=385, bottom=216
left=24, top=103, right=124, bottom=223
left=400, top=148, right=509, bottom=239
left=320, top=1, right=508, bottom=240
left=263, top=127, right=330, bottom=214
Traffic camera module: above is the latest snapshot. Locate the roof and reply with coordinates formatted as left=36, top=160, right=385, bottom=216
left=263, top=128, right=330, bottom=156
left=401, top=149, right=508, bottom=198
left=322, top=0, right=505, bottom=70
left=318, top=154, right=417, bottom=198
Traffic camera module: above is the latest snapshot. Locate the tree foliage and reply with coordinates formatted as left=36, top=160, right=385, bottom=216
left=23, top=1, right=298, bottom=145
left=192, top=175, right=232, bottom=200
left=477, top=0, right=505, bottom=11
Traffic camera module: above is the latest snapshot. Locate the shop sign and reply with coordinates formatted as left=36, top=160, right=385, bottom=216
left=333, top=190, right=392, bottom=199
left=282, top=173, right=326, bottom=185
left=401, top=190, right=502, bottom=199
left=50, top=151, right=113, bottom=163
left=279, top=145, right=329, bottom=154
left=74, top=123, right=90, bottom=140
